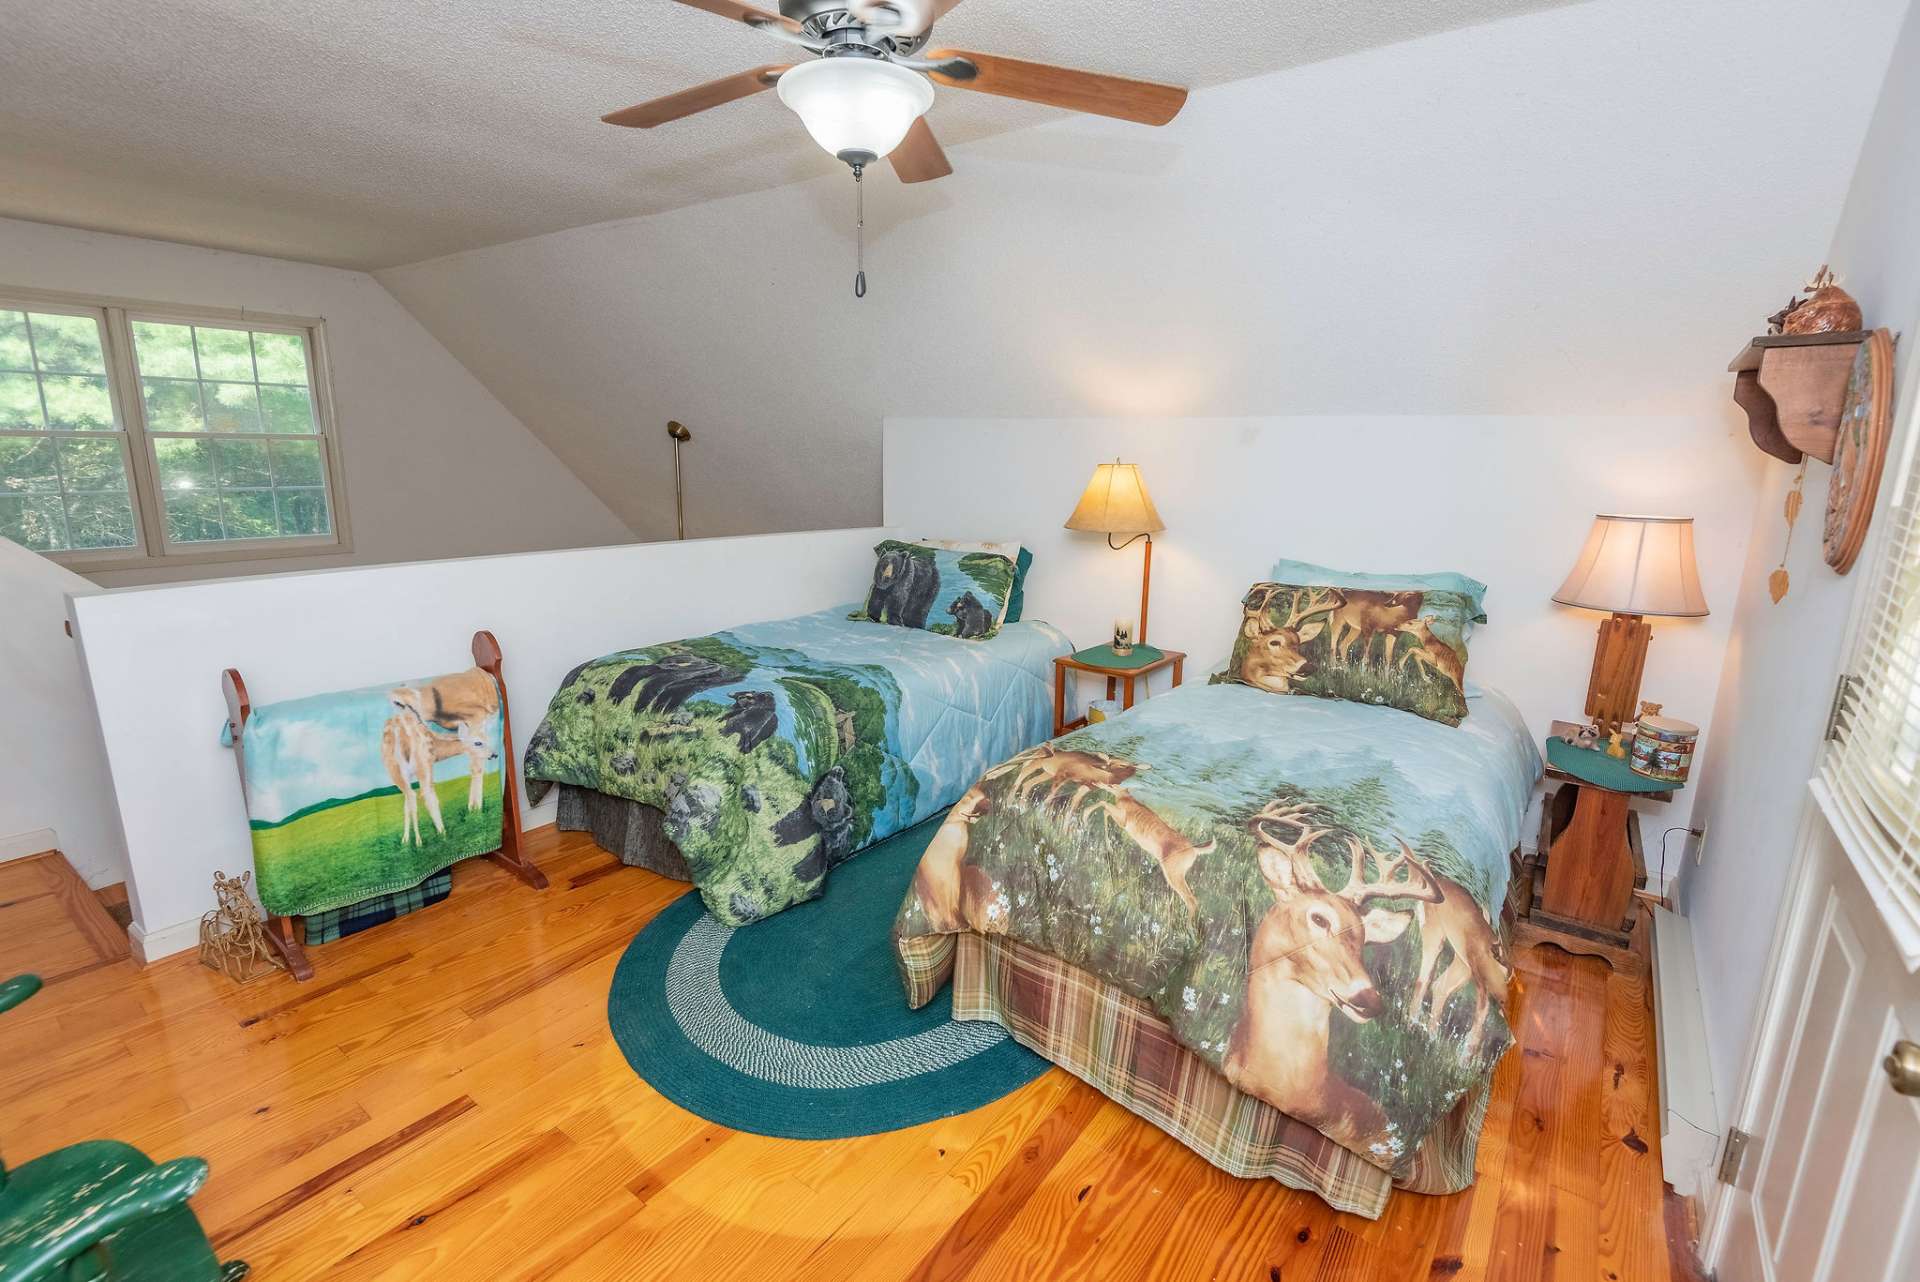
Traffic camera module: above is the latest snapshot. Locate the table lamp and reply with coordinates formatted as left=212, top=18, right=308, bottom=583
left=1065, top=460, right=1166, bottom=652
left=1552, top=514, right=1708, bottom=737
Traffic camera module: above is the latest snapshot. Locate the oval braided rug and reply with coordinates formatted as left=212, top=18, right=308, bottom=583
left=607, top=811, right=1048, bottom=1138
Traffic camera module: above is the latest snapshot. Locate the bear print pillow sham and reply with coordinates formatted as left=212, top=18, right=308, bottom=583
left=1212, top=579, right=1477, bottom=725
left=854, top=539, right=1019, bottom=640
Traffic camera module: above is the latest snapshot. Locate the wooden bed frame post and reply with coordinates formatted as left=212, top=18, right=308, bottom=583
left=223, top=629, right=545, bottom=984
left=223, top=666, right=314, bottom=982
left=472, top=629, right=547, bottom=891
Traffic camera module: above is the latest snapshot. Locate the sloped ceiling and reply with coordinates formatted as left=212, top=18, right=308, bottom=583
left=375, top=0, right=1912, bottom=542
left=1, top=0, right=1579, bottom=270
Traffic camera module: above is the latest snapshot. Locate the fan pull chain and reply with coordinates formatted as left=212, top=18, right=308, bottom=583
left=852, top=163, right=867, bottom=299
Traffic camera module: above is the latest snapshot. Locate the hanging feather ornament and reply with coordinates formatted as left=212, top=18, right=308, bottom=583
left=1769, top=462, right=1808, bottom=603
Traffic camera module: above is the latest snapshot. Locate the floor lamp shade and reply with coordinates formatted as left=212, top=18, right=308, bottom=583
left=1063, top=463, right=1166, bottom=536
left=1065, top=462, right=1165, bottom=646
left=1553, top=515, right=1708, bottom=735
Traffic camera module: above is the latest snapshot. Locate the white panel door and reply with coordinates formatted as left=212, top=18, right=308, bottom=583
left=1716, top=823, right=1920, bottom=1282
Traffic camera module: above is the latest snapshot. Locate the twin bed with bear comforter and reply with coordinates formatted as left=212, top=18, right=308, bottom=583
left=521, top=540, right=1538, bottom=1218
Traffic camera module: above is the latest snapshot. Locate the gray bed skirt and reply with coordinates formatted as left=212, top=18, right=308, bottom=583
left=555, top=784, right=693, bottom=881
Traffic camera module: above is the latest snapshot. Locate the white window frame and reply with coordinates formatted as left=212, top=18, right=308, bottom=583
left=1815, top=338, right=1920, bottom=966
left=0, top=284, right=352, bottom=571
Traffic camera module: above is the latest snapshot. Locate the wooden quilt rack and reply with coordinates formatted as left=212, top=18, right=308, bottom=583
left=222, top=630, right=546, bottom=982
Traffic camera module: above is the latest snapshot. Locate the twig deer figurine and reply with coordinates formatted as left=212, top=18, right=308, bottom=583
left=198, top=870, right=282, bottom=984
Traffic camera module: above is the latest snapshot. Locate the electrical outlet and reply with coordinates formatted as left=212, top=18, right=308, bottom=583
left=1692, top=823, right=1709, bottom=865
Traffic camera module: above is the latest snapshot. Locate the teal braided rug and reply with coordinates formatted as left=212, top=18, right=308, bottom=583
left=606, top=811, right=1049, bottom=1138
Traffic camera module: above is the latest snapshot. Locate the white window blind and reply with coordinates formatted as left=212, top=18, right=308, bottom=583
left=1821, top=412, right=1920, bottom=935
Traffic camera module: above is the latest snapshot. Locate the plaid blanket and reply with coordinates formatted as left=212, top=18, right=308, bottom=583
left=948, top=932, right=1492, bottom=1219
left=303, top=870, right=452, bottom=946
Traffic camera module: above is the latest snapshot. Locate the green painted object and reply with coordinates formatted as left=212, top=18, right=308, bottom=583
left=1072, top=642, right=1166, bottom=670
left=0, top=976, right=40, bottom=1016
left=1546, top=737, right=1682, bottom=794
left=0, top=975, right=248, bottom=1282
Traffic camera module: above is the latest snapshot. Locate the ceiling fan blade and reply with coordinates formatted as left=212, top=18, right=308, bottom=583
left=601, top=65, right=791, bottom=128
left=926, top=50, right=1187, bottom=126
left=890, top=117, right=952, bottom=183
left=671, top=0, right=803, bottom=34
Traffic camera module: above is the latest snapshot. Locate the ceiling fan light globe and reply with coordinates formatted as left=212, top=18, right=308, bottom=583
left=777, top=57, right=934, bottom=163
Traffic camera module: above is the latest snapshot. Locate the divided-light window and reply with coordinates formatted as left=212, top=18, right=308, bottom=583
left=0, top=289, right=344, bottom=566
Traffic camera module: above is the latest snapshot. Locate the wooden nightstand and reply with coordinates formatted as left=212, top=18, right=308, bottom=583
left=1053, top=645, right=1185, bottom=736
left=1519, top=735, right=1677, bottom=964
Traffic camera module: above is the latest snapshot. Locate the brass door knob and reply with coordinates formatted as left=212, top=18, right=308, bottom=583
left=1887, top=1040, right=1920, bottom=1097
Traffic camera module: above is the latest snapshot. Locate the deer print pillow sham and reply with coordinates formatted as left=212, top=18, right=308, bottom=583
left=851, top=539, right=1019, bottom=640
left=1213, top=580, right=1478, bottom=726
left=231, top=668, right=505, bottom=918
left=894, top=679, right=1541, bottom=1180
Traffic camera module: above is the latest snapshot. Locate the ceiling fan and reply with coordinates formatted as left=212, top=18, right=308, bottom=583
left=602, top=0, right=1189, bottom=186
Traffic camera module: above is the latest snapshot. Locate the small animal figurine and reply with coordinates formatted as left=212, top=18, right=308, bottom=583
left=1770, top=264, right=1864, bottom=334
left=198, top=870, right=282, bottom=984
left=1605, top=729, right=1628, bottom=760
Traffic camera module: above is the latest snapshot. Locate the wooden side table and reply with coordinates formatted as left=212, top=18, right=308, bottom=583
left=1526, top=736, right=1676, bottom=958
left=1053, top=646, right=1185, bottom=736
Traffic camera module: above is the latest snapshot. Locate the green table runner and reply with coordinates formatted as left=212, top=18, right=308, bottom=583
left=1546, top=736, right=1682, bottom=794
left=1071, top=643, right=1166, bottom=670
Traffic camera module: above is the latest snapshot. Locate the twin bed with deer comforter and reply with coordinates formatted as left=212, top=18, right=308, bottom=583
left=893, top=679, right=1540, bottom=1217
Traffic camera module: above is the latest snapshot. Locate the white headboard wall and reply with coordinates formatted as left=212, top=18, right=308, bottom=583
left=885, top=416, right=1760, bottom=842
left=70, top=527, right=888, bottom=958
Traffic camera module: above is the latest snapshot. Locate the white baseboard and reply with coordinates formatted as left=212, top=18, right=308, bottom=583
left=0, top=828, right=58, bottom=862
left=128, top=916, right=203, bottom=966
left=1650, top=904, right=1722, bottom=1197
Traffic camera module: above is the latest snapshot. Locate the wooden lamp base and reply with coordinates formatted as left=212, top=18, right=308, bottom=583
left=1584, top=611, right=1650, bottom=736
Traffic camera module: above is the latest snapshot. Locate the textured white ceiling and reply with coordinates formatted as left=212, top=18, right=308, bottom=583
left=0, top=0, right=1577, bottom=269
left=375, top=0, right=1910, bottom=542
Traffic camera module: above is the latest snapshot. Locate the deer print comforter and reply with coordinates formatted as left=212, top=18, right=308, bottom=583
left=523, top=607, right=1070, bottom=925
left=894, top=680, right=1540, bottom=1175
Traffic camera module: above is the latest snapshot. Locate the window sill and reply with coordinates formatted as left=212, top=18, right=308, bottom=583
left=50, top=535, right=351, bottom=576
left=1808, top=776, right=1920, bottom=972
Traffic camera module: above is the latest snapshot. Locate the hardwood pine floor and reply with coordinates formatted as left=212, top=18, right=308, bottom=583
left=1, top=828, right=1685, bottom=1280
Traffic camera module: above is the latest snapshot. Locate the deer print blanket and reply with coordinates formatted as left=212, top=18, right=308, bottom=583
left=523, top=608, right=1070, bottom=925
left=231, top=668, right=505, bottom=917
left=894, top=680, right=1540, bottom=1175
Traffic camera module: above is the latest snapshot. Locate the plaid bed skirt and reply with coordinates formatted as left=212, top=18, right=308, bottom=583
left=303, top=869, right=452, bottom=946
left=936, top=931, right=1493, bottom=1220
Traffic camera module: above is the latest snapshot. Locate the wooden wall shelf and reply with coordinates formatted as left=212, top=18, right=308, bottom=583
left=1728, top=330, right=1868, bottom=465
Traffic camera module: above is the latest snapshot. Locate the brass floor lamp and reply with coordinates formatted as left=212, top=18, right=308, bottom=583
left=1065, top=461, right=1165, bottom=653
left=667, top=420, right=691, bottom=540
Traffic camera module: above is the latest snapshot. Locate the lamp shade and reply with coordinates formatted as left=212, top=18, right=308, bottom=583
left=1553, top=514, right=1708, bottom=617
left=1064, top=462, right=1165, bottom=536
left=776, top=58, right=935, bottom=165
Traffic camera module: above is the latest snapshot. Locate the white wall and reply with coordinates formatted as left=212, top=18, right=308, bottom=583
left=0, top=536, right=127, bottom=886
left=886, top=416, right=1756, bottom=841
left=0, top=216, right=635, bottom=586
left=379, top=0, right=1907, bottom=544
left=68, top=527, right=888, bottom=958
left=1677, top=0, right=1920, bottom=1118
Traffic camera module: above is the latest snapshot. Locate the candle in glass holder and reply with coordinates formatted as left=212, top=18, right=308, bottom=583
left=1112, top=618, right=1133, bottom=655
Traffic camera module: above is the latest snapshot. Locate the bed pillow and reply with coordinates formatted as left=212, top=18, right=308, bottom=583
left=1007, top=547, right=1034, bottom=622
left=1211, top=580, right=1476, bottom=725
left=1266, top=557, right=1489, bottom=625
left=854, top=539, right=1018, bottom=639
left=909, top=538, right=1034, bottom=623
